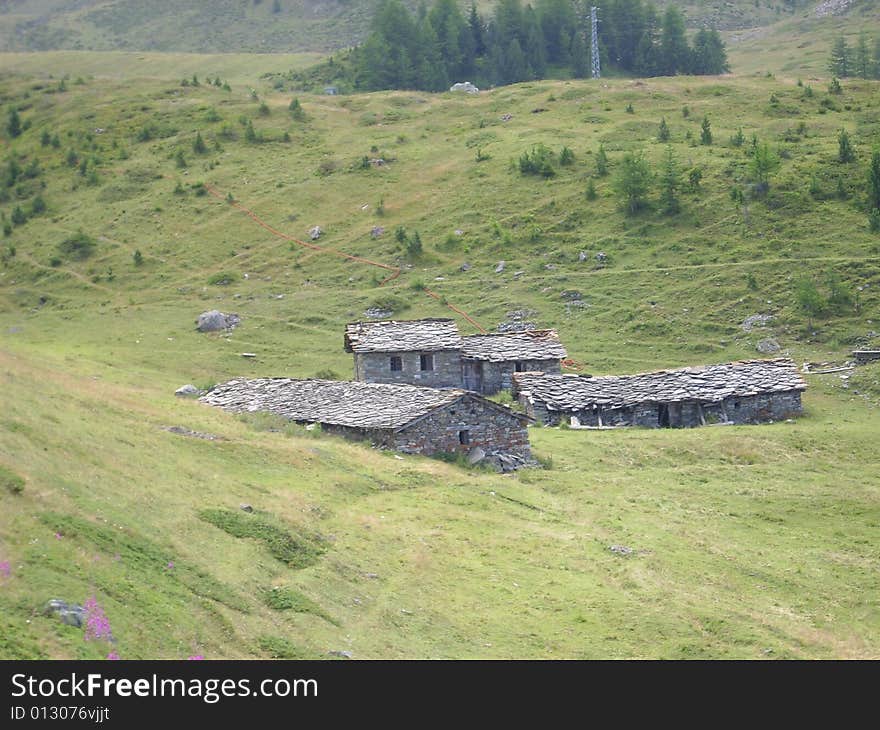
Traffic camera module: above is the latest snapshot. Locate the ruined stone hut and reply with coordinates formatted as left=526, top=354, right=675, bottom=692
left=344, top=318, right=567, bottom=394
left=201, top=378, right=531, bottom=468
left=513, top=358, right=806, bottom=428
left=460, top=330, right=566, bottom=393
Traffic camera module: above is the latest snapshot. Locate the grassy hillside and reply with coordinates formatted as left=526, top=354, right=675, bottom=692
left=1, top=61, right=879, bottom=658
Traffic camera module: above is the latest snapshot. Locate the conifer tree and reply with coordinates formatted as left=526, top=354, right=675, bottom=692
left=829, top=36, right=849, bottom=77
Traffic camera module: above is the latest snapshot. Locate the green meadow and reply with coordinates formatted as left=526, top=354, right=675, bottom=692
left=1, top=30, right=879, bottom=658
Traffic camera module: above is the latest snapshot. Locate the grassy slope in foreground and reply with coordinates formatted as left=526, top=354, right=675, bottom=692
left=0, top=66, right=879, bottom=658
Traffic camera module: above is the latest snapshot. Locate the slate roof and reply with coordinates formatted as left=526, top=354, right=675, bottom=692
left=461, top=330, right=567, bottom=362
left=201, top=378, right=525, bottom=430
left=513, top=359, right=806, bottom=411
left=344, top=318, right=462, bottom=353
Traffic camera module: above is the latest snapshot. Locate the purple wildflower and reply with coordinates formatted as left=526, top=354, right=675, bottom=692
left=54, top=532, right=63, bottom=540
left=83, top=596, right=114, bottom=642
left=187, top=655, right=204, bottom=661
left=0, top=561, right=10, bottom=579
left=166, top=561, right=174, bottom=570
left=106, top=652, right=120, bottom=661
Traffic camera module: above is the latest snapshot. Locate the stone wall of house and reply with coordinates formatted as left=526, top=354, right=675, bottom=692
left=723, top=390, right=802, bottom=423
left=523, top=390, right=803, bottom=428
left=393, top=398, right=530, bottom=459
left=354, top=350, right=463, bottom=388
left=479, top=359, right=562, bottom=394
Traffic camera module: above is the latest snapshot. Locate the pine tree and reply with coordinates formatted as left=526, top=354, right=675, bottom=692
left=660, top=6, right=690, bottom=75
left=523, top=6, right=547, bottom=79
left=700, top=116, right=712, bottom=145
left=192, top=131, right=207, bottom=154
left=838, top=129, right=855, bottom=163
left=570, top=29, right=588, bottom=79
left=829, top=36, right=849, bottom=77
left=868, top=150, right=880, bottom=212
left=658, top=117, right=670, bottom=142
left=613, top=151, right=652, bottom=215
left=468, top=3, right=485, bottom=57
left=659, top=146, right=681, bottom=215
left=6, top=108, right=21, bottom=138
left=289, top=98, right=305, bottom=121
left=854, top=32, right=870, bottom=79
left=596, top=144, right=608, bottom=176
left=750, top=142, right=780, bottom=187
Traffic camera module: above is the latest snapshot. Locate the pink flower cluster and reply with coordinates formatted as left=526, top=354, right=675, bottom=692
left=106, top=652, right=120, bottom=661
left=83, top=596, right=114, bottom=642
left=0, top=561, right=10, bottom=579
left=187, top=655, right=204, bottom=661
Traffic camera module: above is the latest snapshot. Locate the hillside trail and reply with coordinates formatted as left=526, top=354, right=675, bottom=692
left=202, top=183, right=489, bottom=334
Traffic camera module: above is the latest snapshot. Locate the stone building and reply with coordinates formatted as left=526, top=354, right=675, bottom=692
left=461, top=330, right=566, bottom=394
left=344, top=318, right=464, bottom=388
left=344, top=318, right=567, bottom=394
left=201, top=378, right=531, bottom=469
left=513, top=358, right=806, bottom=428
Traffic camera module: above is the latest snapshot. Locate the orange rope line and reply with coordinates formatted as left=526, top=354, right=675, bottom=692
left=205, top=184, right=487, bottom=330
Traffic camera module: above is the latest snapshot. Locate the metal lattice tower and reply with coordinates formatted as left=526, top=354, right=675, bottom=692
left=590, top=6, right=600, bottom=79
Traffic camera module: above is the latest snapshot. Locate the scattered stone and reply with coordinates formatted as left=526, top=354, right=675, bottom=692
left=560, top=290, right=583, bottom=301
left=196, top=310, right=240, bottom=333
left=578, top=251, right=588, bottom=262
left=544, top=263, right=558, bottom=270
left=531, top=107, right=548, bottom=114
left=513, top=270, right=525, bottom=278
left=500, top=113, right=513, bottom=122
left=460, top=262, right=472, bottom=272
left=239, top=504, right=253, bottom=513
left=454, top=229, right=464, bottom=236
left=609, top=545, right=634, bottom=556
left=328, top=650, right=353, bottom=659
left=241, top=352, right=257, bottom=358
left=370, top=226, right=384, bottom=238
left=364, top=573, right=380, bottom=579
left=175, top=384, right=201, bottom=398
left=595, top=251, right=608, bottom=264
left=44, top=599, right=87, bottom=628
left=467, top=446, right=486, bottom=465
left=370, top=158, right=386, bottom=167
left=308, top=226, right=323, bottom=240
left=498, top=309, right=538, bottom=332
left=450, top=81, right=479, bottom=94
left=756, top=338, right=781, bottom=354
left=494, top=261, right=506, bottom=274
left=364, top=307, right=394, bottom=319
left=164, top=426, right=222, bottom=441
left=741, top=313, right=773, bottom=332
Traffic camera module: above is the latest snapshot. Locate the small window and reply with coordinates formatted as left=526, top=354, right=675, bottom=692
left=420, top=353, right=434, bottom=371
left=458, top=430, right=470, bottom=445
left=733, top=401, right=740, bottom=410
left=514, top=361, right=526, bottom=372
left=390, top=356, right=402, bottom=372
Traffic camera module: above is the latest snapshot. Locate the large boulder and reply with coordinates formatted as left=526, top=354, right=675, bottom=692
left=44, top=599, right=87, bottom=628
left=175, top=384, right=201, bottom=398
left=196, top=310, right=240, bottom=333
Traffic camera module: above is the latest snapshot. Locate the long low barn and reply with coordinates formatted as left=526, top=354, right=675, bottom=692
left=513, top=358, right=806, bottom=428
left=202, top=378, right=532, bottom=469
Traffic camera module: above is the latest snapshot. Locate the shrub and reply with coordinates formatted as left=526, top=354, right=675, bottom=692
left=198, top=508, right=322, bottom=568
left=133, top=249, right=143, bottom=266
left=519, top=144, right=556, bottom=177
left=838, top=129, right=855, bottom=163
left=192, top=131, right=207, bottom=154
left=559, top=146, right=575, bottom=166
left=30, top=195, right=46, bottom=216
left=58, top=231, right=95, bottom=260
left=0, top=465, right=24, bottom=494
left=207, top=271, right=238, bottom=285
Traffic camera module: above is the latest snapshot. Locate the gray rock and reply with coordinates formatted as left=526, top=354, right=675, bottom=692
left=756, top=338, right=781, bottom=354
left=44, top=599, right=87, bottom=628
left=196, top=310, right=240, bottom=333
left=578, top=251, right=588, bottom=262
left=450, top=81, right=479, bottom=94
left=467, top=447, right=486, bottom=465
left=609, top=545, right=633, bottom=556
left=595, top=251, right=608, bottom=264
left=328, top=650, right=353, bottom=659
left=742, top=313, right=773, bottom=332
left=460, top=262, right=472, bottom=272
left=309, top=226, right=323, bottom=240
left=560, top=290, right=583, bottom=301
left=370, top=226, right=384, bottom=238
left=240, top=503, right=253, bottom=513
left=175, top=384, right=201, bottom=398
left=364, top=307, right=394, bottom=319
left=494, top=261, right=506, bottom=274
